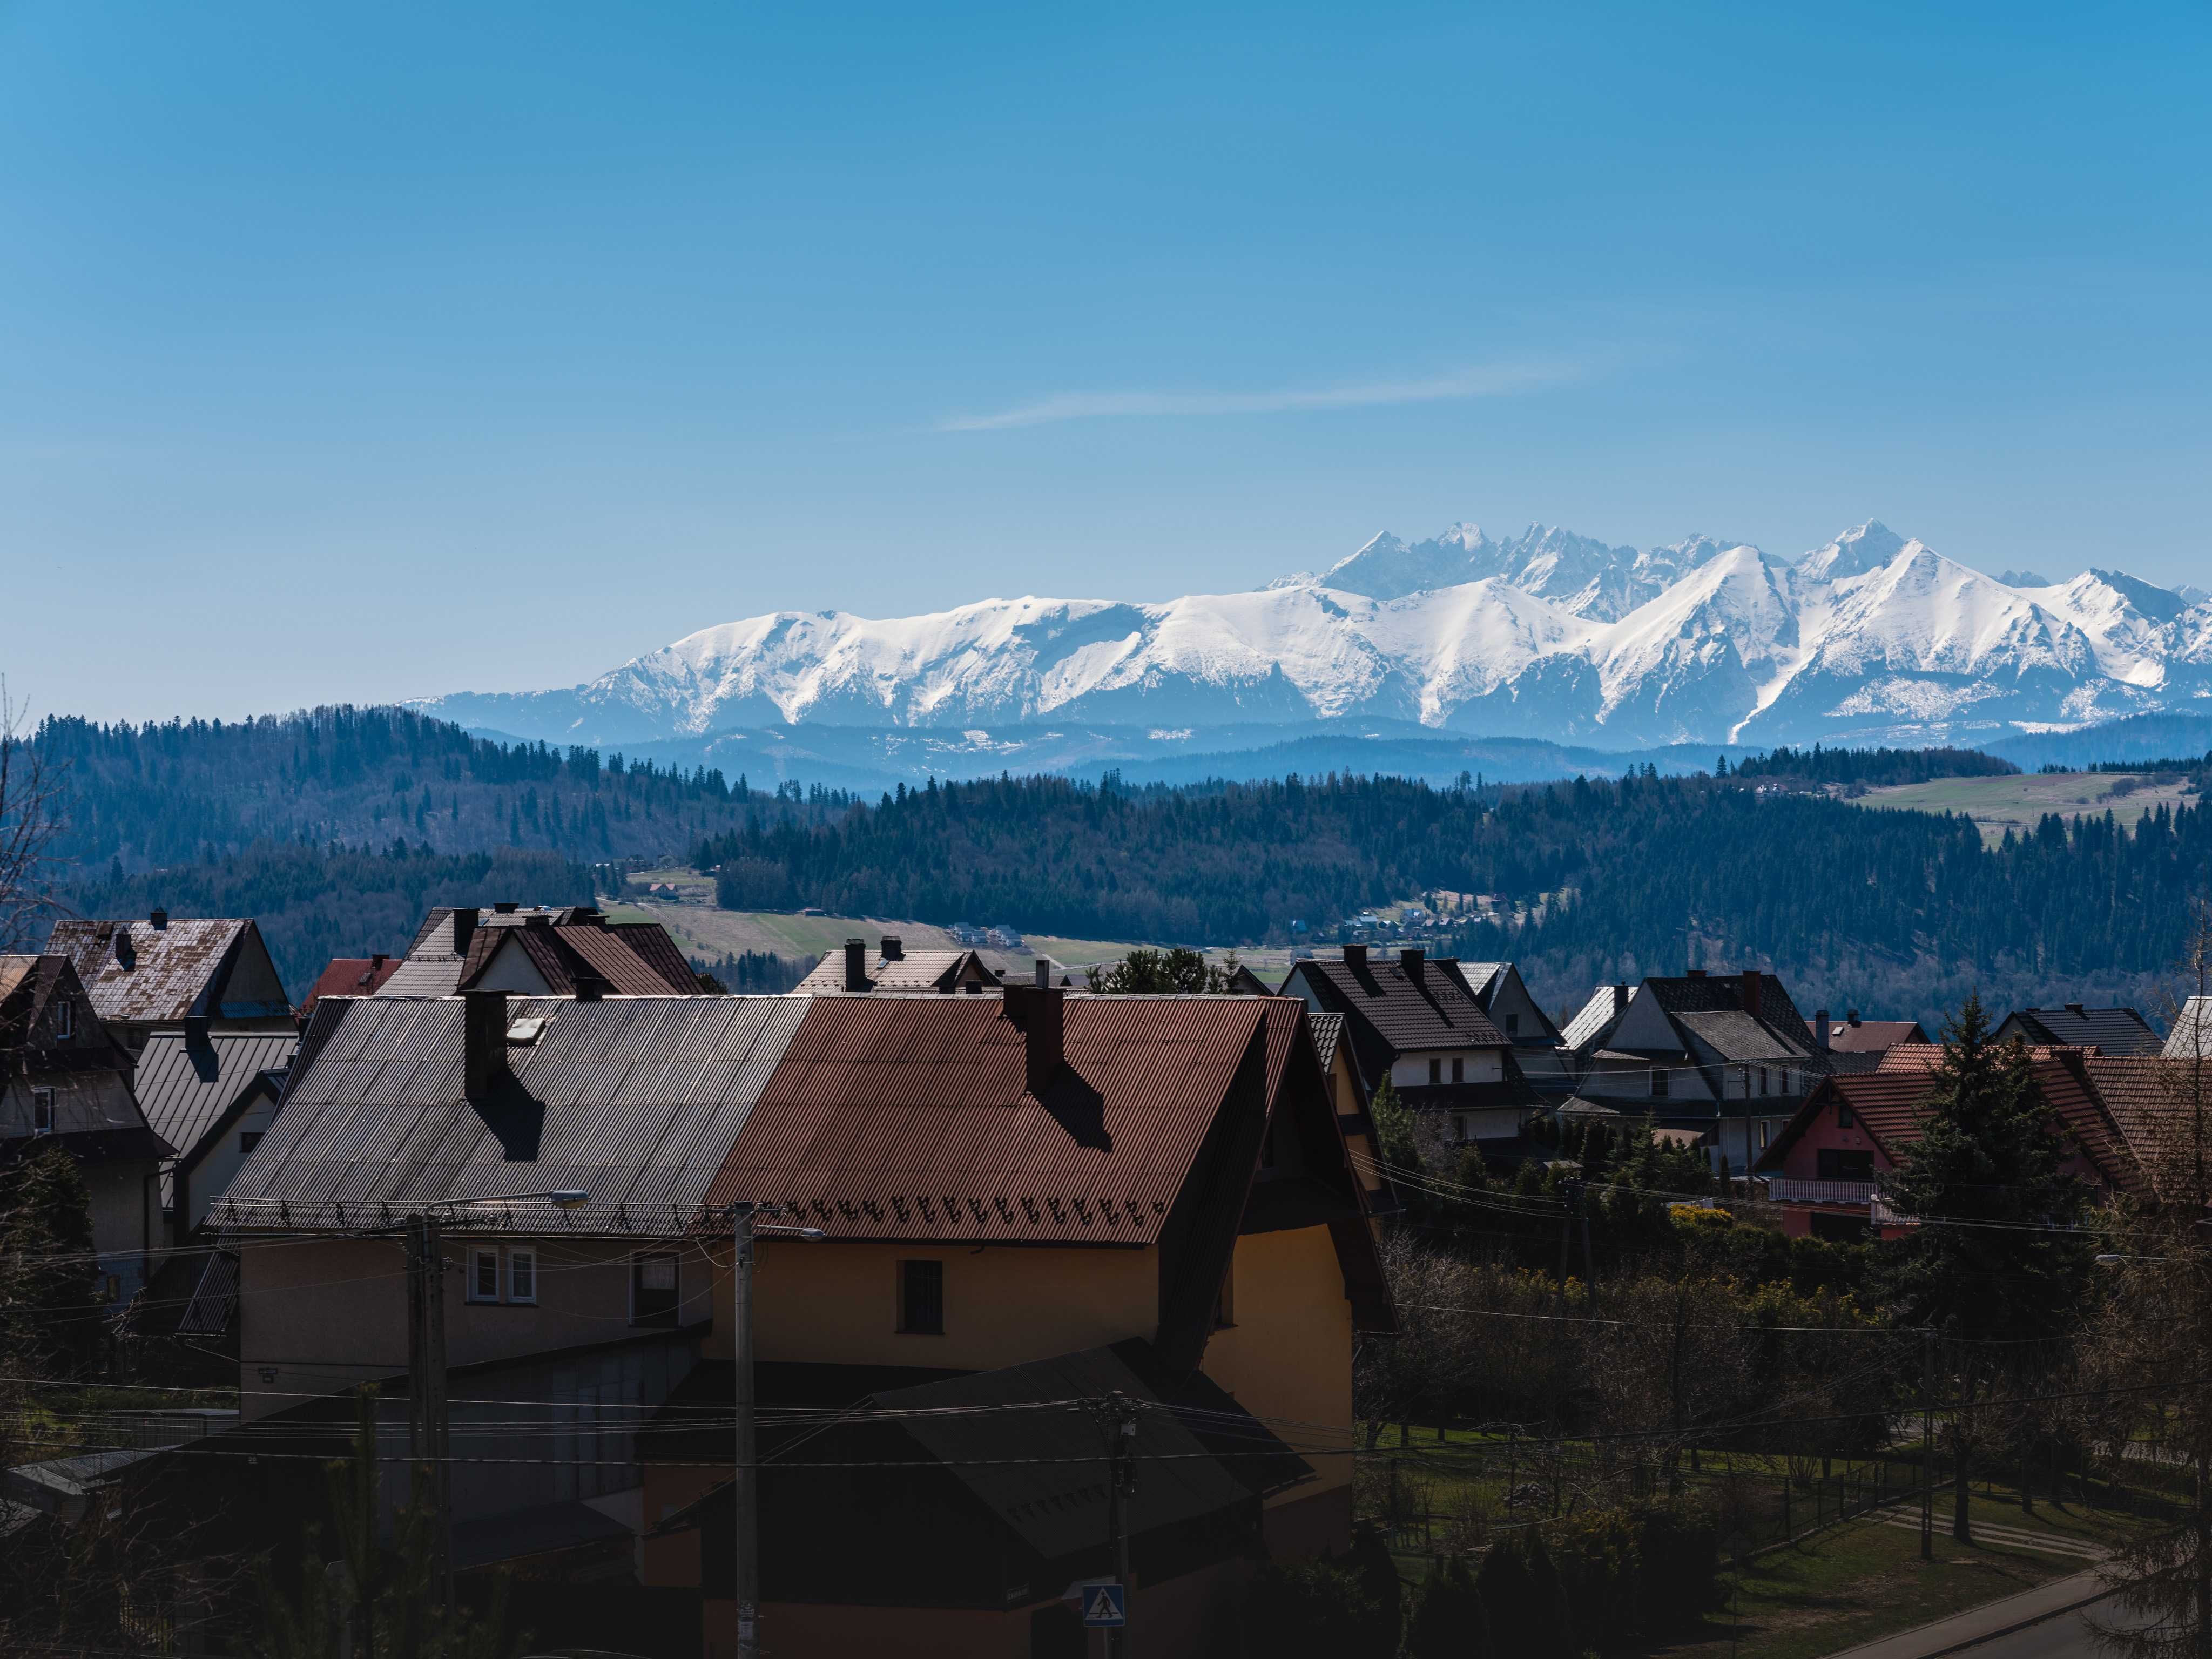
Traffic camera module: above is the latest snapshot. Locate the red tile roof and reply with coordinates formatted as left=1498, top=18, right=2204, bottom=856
left=298, top=955, right=404, bottom=1015
left=704, top=994, right=1278, bottom=1245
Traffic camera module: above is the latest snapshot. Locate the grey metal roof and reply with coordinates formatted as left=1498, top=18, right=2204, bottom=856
left=1560, top=986, right=1626, bottom=1050
left=2167, top=997, right=2212, bottom=1062
left=212, top=995, right=809, bottom=1235
left=131, top=1029, right=298, bottom=1201
left=1675, top=1008, right=1810, bottom=1064
left=2003, top=1005, right=2164, bottom=1058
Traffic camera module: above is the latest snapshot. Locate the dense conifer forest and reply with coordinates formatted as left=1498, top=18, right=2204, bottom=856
left=694, top=761, right=2211, bottom=1025
left=32, top=705, right=850, bottom=872
left=19, top=705, right=2208, bottom=1023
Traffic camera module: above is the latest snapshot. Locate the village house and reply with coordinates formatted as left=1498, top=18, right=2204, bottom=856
left=1280, top=946, right=1539, bottom=1148
left=129, top=1024, right=295, bottom=1244
left=1751, top=1046, right=2137, bottom=1239
left=1442, top=960, right=1571, bottom=1090
left=0, top=955, right=171, bottom=1300
left=1559, top=968, right=1827, bottom=1176
left=646, top=986, right=1391, bottom=1657
left=374, top=904, right=701, bottom=999
left=1995, top=1003, right=2164, bottom=1057
left=46, top=912, right=292, bottom=1054
left=1307, top=1009, right=1404, bottom=1228
left=792, top=934, right=1002, bottom=994
left=206, top=982, right=1384, bottom=1642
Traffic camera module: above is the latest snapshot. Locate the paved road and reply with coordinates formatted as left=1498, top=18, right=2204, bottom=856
left=1948, top=1594, right=2154, bottom=1657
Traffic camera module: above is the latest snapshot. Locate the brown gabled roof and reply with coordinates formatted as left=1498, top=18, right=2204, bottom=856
left=46, top=918, right=287, bottom=1025
left=704, top=994, right=1275, bottom=1245
left=1756, top=1053, right=2140, bottom=1192
left=793, top=947, right=998, bottom=995
left=1818, top=1017, right=1928, bottom=1054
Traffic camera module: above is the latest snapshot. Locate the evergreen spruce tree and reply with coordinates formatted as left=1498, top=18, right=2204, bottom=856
left=0, top=1141, right=103, bottom=1377
left=1879, top=993, right=2087, bottom=1542
left=1401, top=1552, right=1486, bottom=1658
left=1370, top=1077, right=1419, bottom=1177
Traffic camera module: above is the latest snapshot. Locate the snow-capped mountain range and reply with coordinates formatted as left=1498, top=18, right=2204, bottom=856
left=422, top=521, right=2212, bottom=752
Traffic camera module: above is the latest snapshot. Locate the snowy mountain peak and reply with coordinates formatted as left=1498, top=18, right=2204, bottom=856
left=419, top=515, right=2211, bottom=757
left=1798, top=520, right=1908, bottom=583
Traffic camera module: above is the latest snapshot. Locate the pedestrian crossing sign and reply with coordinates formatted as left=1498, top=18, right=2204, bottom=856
left=1081, top=1583, right=1127, bottom=1627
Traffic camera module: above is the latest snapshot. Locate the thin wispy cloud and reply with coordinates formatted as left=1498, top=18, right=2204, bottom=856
left=939, top=361, right=1586, bottom=432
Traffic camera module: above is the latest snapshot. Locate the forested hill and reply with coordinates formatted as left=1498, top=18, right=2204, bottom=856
left=35, top=705, right=853, bottom=874
left=693, top=766, right=2210, bottom=1027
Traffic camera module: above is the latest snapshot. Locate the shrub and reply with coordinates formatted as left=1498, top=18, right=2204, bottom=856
left=1238, top=1559, right=1384, bottom=1659
left=1401, top=1552, right=1486, bottom=1658
left=1473, top=1530, right=1568, bottom=1659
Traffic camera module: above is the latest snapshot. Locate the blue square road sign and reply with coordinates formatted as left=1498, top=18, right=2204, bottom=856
left=1081, top=1583, right=1127, bottom=1627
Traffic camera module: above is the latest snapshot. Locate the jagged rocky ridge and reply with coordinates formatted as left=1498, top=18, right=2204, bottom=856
left=423, top=522, right=2212, bottom=752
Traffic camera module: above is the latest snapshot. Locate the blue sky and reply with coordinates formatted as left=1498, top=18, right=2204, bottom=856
left=2, top=1, right=2207, bottom=721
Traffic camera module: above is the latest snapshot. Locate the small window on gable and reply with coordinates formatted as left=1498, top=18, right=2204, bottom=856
left=1837, top=1102, right=1855, bottom=1129
left=469, top=1247, right=501, bottom=1303
left=899, top=1259, right=944, bottom=1336
left=32, top=1089, right=56, bottom=1134
left=506, top=1247, right=537, bottom=1305
left=1428, top=1057, right=1441, bottom=1085
left=55, top=999, right=73, bottom=1041
left=238, top=1130, right=264, bottom=1156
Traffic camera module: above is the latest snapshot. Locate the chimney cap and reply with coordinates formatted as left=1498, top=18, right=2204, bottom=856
left=1847, top=1009, right=1860, bottom=1025
left=493, top=901, right=519, bottom=915
left=2066, top=1002, right=2086, bottom=1015
left=879, top=934, right=904, bottom=962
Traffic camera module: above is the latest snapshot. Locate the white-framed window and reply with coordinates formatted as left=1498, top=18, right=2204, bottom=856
left=506, top=1247, right=537, bottom=1305
left=468, top=1247, right=501, bottom=1303
left=631, top=1251, right=679, bottom=1326
left=31, top=1089, right=55, bottom=1134
left=55, top=999, right=72, bottom=1040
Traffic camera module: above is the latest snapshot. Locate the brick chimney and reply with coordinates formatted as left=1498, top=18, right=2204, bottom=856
left=844, top=938, right=869, bottom=992
left=451, top=908, right=478, bottom=956
left=1741, top=969, right=1762, bottom=1017
left=1400, top=947, right=1425, bottom=979
left=149, top=907, right=168, bottom=931
left=1034, top=957, right=1053, bottom=989
left=1003, top=984, right=1064, bottom=1094
left=1344, top=943, right=1368, bottom=970
left=879, top=935, right=904, bottom=962
left=1814, top=1008, right=1831, bottom=1052
left=1613, top=982, right=1629, bottom=1014
left=462, top=989, right=509, bottom=1100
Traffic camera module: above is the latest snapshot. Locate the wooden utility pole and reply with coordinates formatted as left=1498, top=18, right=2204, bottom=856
left=1104, top=1392, right=1139, bottom=1657
left=1920, top=1328, right=1936, bottom=1562
left=404, top=1215, right=452, bottom=1617
left=732, top=1202, right=760, bottom=1659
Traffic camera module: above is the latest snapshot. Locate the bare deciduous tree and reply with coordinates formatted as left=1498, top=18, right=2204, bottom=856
left=2089, top=898, right=2212, bottom=1657
left=0, top=680, right=67, bottom=947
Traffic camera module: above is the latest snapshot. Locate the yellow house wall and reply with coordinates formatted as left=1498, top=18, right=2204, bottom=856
left=707, top=1238, right=1159, bottom=1368
left=1198, top=1224, right=1354, bottom=1504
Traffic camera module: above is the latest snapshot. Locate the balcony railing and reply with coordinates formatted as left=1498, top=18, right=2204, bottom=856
left=1760, top=1178, right=1877, bottom=1206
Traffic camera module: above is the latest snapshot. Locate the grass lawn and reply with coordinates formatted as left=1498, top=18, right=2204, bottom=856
left=1653, top=1495, right=2150, bottom=1659
left=1857, top=771, right=2202, bottom=846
